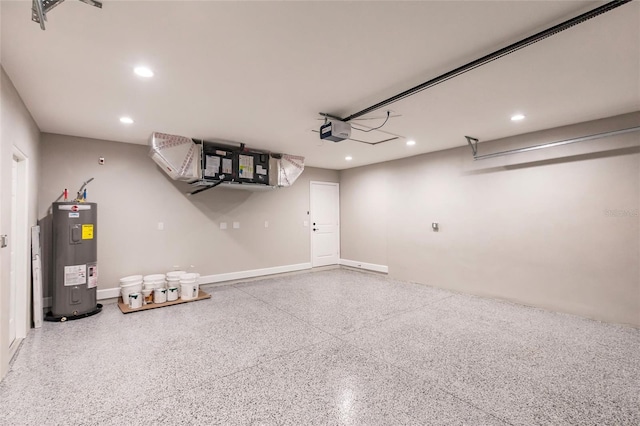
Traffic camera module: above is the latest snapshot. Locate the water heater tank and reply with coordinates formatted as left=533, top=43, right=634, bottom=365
left=48, top=202, right=101, bottom=321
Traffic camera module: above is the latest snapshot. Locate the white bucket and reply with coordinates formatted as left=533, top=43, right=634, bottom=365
left=144, top=274, right=166, bottom=282
left=120, top=281, right=143, bottom=303
left=128, top=293, right=143, bottom=309
left=154, top=288, right=168, bottom=304
left=166, top=276, right=181, bottom=289
left=144, top=281, right=164, bottom=291
left=167, top=287, right=179, bottom=302
left=142, top=289, right=153, bottom=304
left=179, top=273, right=199, bottom=282
left=180, top=282, right=198, bottom=300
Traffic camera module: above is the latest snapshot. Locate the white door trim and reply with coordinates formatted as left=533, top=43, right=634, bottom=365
left=309, top=181, right=340, bottom=267
left=9, top=147, right=29, bottom=354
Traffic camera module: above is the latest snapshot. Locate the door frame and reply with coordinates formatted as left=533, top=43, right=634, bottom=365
left=309, top=181, right=340, bottom=267
left=9, top=147, right=29, bottom=357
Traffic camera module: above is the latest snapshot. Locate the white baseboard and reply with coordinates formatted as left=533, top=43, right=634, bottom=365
left=339, top=258, right=389, bottom=274
left=42, top=263, right=314, bottom=307
left=98, top=287, right=121, bottom=300
left=199, top=262, right=312, bottom=284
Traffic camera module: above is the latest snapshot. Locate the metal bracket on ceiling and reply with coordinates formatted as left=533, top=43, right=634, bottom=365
left=475, top=126, right=640, bottom=161
left=32, top=0, right=102, bottom=31
left=465, top=126, right=640, bottom=161
left=465, top=136, right=479, bottom=158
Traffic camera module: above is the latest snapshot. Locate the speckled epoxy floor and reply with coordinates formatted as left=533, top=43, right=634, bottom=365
left=1, top=268, right=638, bottom=425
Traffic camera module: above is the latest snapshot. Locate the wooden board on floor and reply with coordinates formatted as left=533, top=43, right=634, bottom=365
left=118, top=290, right=211, bottom=314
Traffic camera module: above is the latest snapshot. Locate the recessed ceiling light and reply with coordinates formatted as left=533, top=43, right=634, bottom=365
left=345, top=156, right=353, bottom=161
left=511, top=114, right=525, bottom=121
left=406, top=140, right=416, bottom=146
left=120, top=117, right=134, bottom=124
left=134, top=66, right=154, bottom=78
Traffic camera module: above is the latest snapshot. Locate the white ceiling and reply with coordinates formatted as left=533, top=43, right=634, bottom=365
left=1, top=1, right=639, bottom=170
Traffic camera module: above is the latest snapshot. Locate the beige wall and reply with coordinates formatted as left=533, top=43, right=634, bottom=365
left=38, top=133, right=338, bottom=295
left=340, top=112, right=640, bottom=327
left=0, top=67, right=41, bottom=379
left=340, top=161, right=390, bottom=267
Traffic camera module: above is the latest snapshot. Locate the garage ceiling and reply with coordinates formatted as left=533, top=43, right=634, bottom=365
left=1, top=1, right=638, bottom=170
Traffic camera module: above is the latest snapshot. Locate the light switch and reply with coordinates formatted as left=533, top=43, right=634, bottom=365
left=303, top=221, right=309, bottom=227
left=157, top=222, right=164, bottom=231
left=233, top=222, right=240, bottom=229
left=220, top=222, right=227, bottom=230
left=432, top=222, right=439, bottom=232
left=264, top=221, right=269, bottom=228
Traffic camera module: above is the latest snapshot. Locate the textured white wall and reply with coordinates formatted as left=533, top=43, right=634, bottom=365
left=340, top=112, right=640, bottom=326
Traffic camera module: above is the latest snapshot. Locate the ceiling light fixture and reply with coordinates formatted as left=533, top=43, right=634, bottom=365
left=120, top=117, right=134, bottom=124
left=406, top=140, right=416, bottom=146
left=511, top=114, right=526, bottom=121
left=345, top=156, right=353, bottom=161
left=134, top=66, right=154, bottom=78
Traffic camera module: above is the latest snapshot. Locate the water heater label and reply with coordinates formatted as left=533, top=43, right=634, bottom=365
left=82, top=224, right=94, bottom=239
left=64, top=264, right=87, bottom=286
left=69, top=213, right=80, bottom=218
left=87, top=263, right=98, bottom=289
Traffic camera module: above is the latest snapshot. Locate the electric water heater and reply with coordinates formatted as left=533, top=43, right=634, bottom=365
left=50, top=202, right=101, bottom=320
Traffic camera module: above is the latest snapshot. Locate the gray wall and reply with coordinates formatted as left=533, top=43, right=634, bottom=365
left=0, top=67, right=41, bottom=379
left=340, top=112, right=640, bottom=327
left=38, top=133, right=338, bottom=294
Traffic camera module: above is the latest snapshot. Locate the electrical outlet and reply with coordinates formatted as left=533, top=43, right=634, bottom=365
left=220, top=222, right=227, bottom=230
left=233, top=222, right=240, bottom=229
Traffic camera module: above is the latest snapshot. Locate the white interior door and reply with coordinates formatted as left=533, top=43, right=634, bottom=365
left=310, top=181, right=340, bottom=267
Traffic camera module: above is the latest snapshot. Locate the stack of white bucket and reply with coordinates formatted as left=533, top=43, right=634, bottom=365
left=144, top=274, right=167, bottom=303
left=166, top=271, right=184, bottom=302
left=120, top=275, right=143, bottom=305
